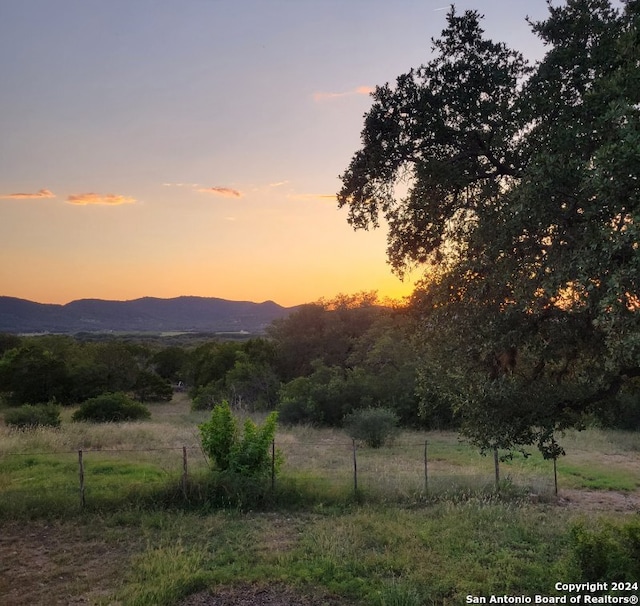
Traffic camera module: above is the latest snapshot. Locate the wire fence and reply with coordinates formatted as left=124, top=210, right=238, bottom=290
left=0, top=438, right=557, bottom=512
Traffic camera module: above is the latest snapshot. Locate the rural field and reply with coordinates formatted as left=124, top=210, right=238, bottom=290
left=1, top=394, right=639, bottom=606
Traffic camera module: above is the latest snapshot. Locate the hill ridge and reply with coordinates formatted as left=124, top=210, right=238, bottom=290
left=0, top=295, right=297, bottom=334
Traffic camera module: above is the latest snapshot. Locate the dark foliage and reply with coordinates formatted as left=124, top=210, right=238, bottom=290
left=72, top=392, right=151, bottom=423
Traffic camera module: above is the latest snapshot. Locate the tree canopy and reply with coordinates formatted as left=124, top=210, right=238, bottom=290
left=338, top=1, right=640, bottom=455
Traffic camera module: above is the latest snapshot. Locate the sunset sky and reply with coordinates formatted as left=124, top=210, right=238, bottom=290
left=0, top=1, right=552, bottom=307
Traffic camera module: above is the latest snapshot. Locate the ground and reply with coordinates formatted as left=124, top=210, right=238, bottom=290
left=0, top=520, right=140, bottom=606
left=177, top=585, right=352, bottom=606
left=1, top=489, right=638, bottom=606
left=559, top=488, right=640, bottom=513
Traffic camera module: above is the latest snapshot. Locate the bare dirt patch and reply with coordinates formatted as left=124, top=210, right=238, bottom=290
left=178, top=583, right=356, bottom=606
left=0, top=520, right=140, bottom=606
left=558, top=488, right=640, bottom=513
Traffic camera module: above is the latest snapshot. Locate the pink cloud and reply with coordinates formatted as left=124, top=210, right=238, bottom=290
left=66, top=192, right=136, bottom=206
left=197, top=186, right=242, bottom=198
left=0, top=188, right=56, bottom=200
left=313, top=86, right=374, bottom=102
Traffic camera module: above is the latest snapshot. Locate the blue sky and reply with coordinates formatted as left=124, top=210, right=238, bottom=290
left=0, top=1, right=553, bottom=305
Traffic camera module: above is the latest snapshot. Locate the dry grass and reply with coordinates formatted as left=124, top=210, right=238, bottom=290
left=0, top=393, right=207, bottom=454
left=1, top=396, right=639, bottom=503
left=1, top=396, right=640, bottom=606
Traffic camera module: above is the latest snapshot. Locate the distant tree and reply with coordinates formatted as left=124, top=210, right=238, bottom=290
left=346, top=313, right=421, bottom=426
left=68, top=360, right=110, bottom=403
left=223, top=339, right=280, bottom=410
left=152, top=346, right=188, bottom=383
left=0, top=333, right=22, bottom=356
left=223, top=356, right=280, bottom=411
left=0, top=343, right=72, bottom=405
left=187, top=339, right=279, bottom=411
left=268, top=303, right=330, bottom=380
left=185, top=341, right=240, bottom=391
left=268, top=292, right=383, bottom=380
left=92, top=342, right=140, bottom=393
left=278, top=362, right=375, bottom=426
left=132, top=370, right=173, bottom=403
left=337, top=2, right=640, bottom=455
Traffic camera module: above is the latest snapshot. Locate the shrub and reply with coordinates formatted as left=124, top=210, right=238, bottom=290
left=198, top=399, right=237, bottom=470
left=343, top=406, right=399, bottom=448
left=199, top=400, right=281, bottom=478
left=191, top=382, right=222, bottom=411
left=72, top=392, right=151, bottom=423
left=132, top=370, right=173, bottom=403
left=570, top=518, right=640, bottom=581
left=277, top=396, right=322, bottom=426
left=4, top=403, right=61, bottom=429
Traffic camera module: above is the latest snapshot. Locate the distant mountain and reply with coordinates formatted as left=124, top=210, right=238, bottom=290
left=0, top=296, right=297, bottom=334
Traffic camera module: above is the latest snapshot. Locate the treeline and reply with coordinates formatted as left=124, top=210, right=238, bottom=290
left=0, top=333, right=174, bottom=406
left=1, top=291, right=638, bottom=431
left=191, top=293, right=423, bottom=427
left=0, top=294, right=422, bottom=428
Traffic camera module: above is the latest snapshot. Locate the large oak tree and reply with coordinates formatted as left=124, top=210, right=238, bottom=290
left=338, top=0, right=639, bottom=455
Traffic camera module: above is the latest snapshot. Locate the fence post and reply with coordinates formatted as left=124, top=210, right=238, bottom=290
left=424, top=440, right=428, bottom=495
left=78, top=449, right=85, bottom=509
left=553, top=456, right=558, bottom=496
left=493, top=448, right=500, bottom=491
left=271, top=440, right=275, bottom=491
left=352, top=439, right=358, bottom=494
left=182, top=446, right=188, bottom=498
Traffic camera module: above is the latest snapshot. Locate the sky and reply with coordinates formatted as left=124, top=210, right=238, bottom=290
left=0, top=0, right=553, bottom=307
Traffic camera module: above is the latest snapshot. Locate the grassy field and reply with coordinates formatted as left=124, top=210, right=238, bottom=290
left=1, top=395, right=639, bottom=605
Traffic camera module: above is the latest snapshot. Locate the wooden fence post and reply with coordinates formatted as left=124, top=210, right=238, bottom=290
left=424, top=440, right=428, bottom=495
left=553, top=457, right=558, bottom=496
left=78, top=449, right=85, bottom=509
left=352, top=439, right=358, bottom=494
left=271, top=440, right=276, bottom=490
left=493, top=448, right=500, bottom=491
left=182, top=446, right=188, bottom=497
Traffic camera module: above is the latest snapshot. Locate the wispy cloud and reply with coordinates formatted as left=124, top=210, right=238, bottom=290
left=287, top=193, right=338, bottom=203
left=66, top=192, right=136, bottom=206
left=313, top=85, right=374, bottom=103
left=197, top=186, right=242, bottom=198
left=162, top=182, right=200, bottom=188
left=269, top=180, right=289, bottom=188
left=0, top=188, right=56, bottom=200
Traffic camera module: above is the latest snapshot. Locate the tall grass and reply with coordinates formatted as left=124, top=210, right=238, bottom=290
left=1, top=396, right=639, bottom=518
left=106, top=502, right=581, bottom=605
left=2, top=396, right=639, bottom=605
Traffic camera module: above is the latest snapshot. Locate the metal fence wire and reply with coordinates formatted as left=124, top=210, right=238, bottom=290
left=1, top=438, right=556, bottom=511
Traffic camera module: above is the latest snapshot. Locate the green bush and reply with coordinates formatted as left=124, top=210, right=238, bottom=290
left=72, top=392, right=151, bottom=423
left=199, top=400, right=281, bottom=478
left=277, top=396, right=322, bottom=426
left=132, top=370, right=173, bottom=403
left=4, top=403, right=61, bottom=429
left=198, top=399, right=238, bottom=470
left=570, top=518, right=640, bottom=581
left=191, top=382, right=222, bottom=411
left=343, top=406, right=399, bottom=448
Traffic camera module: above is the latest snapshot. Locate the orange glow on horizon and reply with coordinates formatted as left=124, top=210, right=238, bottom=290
left=0, top=251, right=414, bottom=307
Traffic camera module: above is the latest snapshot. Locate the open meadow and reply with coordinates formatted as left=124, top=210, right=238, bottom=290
left=1, top=394, right=639, bottom=605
